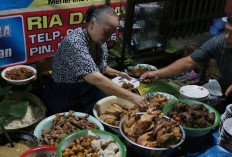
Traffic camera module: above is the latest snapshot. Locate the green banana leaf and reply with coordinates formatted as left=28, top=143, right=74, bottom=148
left=0, top=115, right=16, bottom=126
left=0, top=100, right=28, bottom=126
left=0, top=100, right=28, bottom=117
left=138, top=79, right=183, bottom=98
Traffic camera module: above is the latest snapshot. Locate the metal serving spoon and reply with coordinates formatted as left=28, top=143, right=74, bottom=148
left=0, top=125, right=14, bottom=147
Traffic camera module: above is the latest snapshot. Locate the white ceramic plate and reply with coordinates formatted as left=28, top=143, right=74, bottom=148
left=112, top=76, right=140, bottom=89
left=223, top=118, right=232, bottom=135
left=180, top=85, right=209, bottom=99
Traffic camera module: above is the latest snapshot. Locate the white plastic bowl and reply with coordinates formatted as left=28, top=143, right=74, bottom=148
left=1, top=65, right=37, bottom=86
left=180, top=85, right=209, bottom=99
left=34, top=112, right=104, bottom=139
left=93, top=96, right=136, bottom=135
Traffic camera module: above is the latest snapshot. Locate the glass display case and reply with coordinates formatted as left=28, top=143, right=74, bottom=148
left=120, top=0, right=169, bottom=69
left=133, top=2, right=167, bottom=50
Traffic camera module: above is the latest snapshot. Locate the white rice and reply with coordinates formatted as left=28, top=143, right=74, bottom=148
left=4, top=105, right=42, bottom=129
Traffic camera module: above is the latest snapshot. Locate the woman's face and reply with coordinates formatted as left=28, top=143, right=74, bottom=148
left=89, top=14, right=118, bottom=44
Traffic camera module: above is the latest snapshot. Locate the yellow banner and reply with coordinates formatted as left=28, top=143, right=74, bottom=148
left=29, top=0, right=123, bottom=7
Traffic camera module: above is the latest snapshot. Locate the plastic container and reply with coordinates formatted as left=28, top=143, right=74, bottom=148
left=57, top=129, right=126, bottom=157
left=21, top=146, right=57, bottom=157
left=163, top=99, right=220, bottom=137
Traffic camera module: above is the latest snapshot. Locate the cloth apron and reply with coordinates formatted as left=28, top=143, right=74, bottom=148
left=43, top=77, right=106, bottom=115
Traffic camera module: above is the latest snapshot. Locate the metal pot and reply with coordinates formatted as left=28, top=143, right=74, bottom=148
left=119, top=113, right=185, bottom=157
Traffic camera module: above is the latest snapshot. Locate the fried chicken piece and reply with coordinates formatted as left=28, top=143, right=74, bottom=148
left=157, top=132, right=177, bottom=148
left=147, top=108, right=162, bottom=116
left=127, top=135, right=137, bottom=142
left=99, top=114, right=118, bottom=126
left=131, top=113, right=156, bottom=136
left=123, top=122, right=135, bottom=137
left=105, top=103, right=126, bottom=116
left=172, top=125, right=181, bottom=135
left=146, top=94, right=171, bottom=110
left=121, top=105, right=137, bottom=110
left=146, top=141, right=158, bottom=148
left=122, top=82, right=134, bottom=90
left=123, top=114, right=137, bottom=128
left=137, top=132, right=152, bottom=146
left=156, top=94, right=166, bottom=103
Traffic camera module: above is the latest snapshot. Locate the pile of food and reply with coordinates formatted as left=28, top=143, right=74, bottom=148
left=145, top=94, right=171, bottom=111
left=121, top=82, right=134, bottom=90
left=4, top=104, right=42, bottom=130
left=167, top=102, right=215, bottom=128
left=40, top=111, right=99, bottom=146
left=99, top=102, right=141, bottom=127
left=122, top=108, right=183, bottom=148
left=5, top=67, right=34, bottom=80
left=128, top=66, right=155, bottom=77
left=62, top=130, right=121, bottom=157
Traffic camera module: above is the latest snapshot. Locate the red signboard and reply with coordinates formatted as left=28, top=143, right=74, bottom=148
left=0, top=2, right=126, bottom=68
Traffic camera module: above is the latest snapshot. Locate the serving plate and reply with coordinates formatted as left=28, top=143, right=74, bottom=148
left=112, top=76, right=140, bottom=89
left=143, top=92, right=178, bottom=101
left=125, top=64, right=157, bottom=77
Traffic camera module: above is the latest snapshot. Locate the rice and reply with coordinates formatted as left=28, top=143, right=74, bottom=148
left=4, top=105, right=42, bottom=129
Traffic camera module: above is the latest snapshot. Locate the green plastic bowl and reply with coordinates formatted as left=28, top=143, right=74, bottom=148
left=57, top=129, right=126, bottom=157
left=163, top=99, right=220, bottom=137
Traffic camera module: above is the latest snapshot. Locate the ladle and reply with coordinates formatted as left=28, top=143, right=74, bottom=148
left=0, top=125, right=14, bottom=147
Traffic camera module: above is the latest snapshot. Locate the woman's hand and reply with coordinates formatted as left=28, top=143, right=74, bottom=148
left=105, top=66, right=131, bottom=80
left=84, top=72, right=150, bottom=109
left=129, top=94, right=149, bottom=109
left=118, top=71, right=131, bottom=80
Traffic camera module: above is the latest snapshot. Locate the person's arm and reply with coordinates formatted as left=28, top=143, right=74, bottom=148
left=225, top=85, right=232, bottom=96
left=105, top=66, right=120, bottom=77
left=105, top=66, right=131, bottom=80
left=140, top=56, right=198, bottom=83
left=83, top=72, right=147, bottom=107
left=157, top=56, right=198, bottom=78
